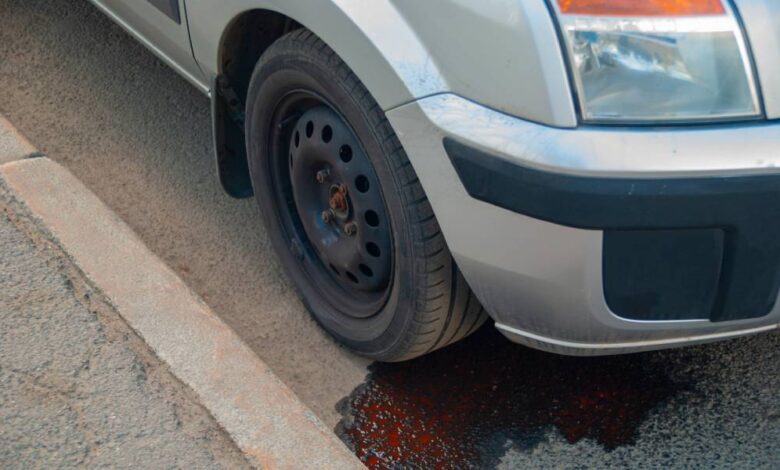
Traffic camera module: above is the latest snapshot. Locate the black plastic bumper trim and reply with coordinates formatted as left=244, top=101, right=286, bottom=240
left=444, top=137, right=780, bottom=322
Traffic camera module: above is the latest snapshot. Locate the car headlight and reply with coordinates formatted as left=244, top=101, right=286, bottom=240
left=551, top=0, right=761, bottom=123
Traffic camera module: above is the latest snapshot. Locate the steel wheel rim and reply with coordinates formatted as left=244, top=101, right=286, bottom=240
left=268, top=92, right=394, bottom=319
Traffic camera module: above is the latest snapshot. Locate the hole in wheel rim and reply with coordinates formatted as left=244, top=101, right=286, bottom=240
left=359, top=264, right=374, bottom=277
left=340, top=145, right=353, bottom=162
left=355, top=175, right=370, bottom=193
left=366, top=242, right=381, bottom=258
left=365, top=210, right=380, bottom=227
left=322, top=125, right=333, bottom=143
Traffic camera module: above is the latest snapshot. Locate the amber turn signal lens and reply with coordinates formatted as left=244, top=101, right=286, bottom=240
left=557, top=0, right=725, bottom=16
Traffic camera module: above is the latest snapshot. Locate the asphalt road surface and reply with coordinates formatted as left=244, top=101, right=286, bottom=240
left=1, top=1, right=778, bottom=468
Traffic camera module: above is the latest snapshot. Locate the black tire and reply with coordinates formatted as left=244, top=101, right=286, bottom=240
left=245, top=29, right=486, bottom=361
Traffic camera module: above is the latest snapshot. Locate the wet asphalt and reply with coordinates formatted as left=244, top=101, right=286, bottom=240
left=1, top=1, right=778, bottom=468
left=338, top=327, right=779, bottom=468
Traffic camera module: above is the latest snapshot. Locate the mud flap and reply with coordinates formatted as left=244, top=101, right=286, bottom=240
left=211, top=75, right=253, bottom=199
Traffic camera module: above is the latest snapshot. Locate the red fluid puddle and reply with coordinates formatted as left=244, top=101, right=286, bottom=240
left=337, top=327, right=685, bottom=469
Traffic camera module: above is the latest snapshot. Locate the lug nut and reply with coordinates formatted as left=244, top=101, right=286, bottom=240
left=344, top=222, right=357, bottom=236
left=322, top=210, right=333, bottom=223
left=316, top=169, right=330, bottom=184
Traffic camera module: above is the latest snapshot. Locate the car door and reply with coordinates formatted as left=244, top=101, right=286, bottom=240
left=89, top=0, right=207, bottom=91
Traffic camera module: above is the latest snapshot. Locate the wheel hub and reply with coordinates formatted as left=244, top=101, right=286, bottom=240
left=328, top=184, right=350, bottom=217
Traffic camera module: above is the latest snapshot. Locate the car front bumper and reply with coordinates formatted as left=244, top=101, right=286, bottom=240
left=386, top=94, right=780, bottom=355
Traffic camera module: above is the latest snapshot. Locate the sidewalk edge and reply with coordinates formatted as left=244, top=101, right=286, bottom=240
left=0, top=157, right=363, bottom=469
left=0, top=115, right=40, bottom=163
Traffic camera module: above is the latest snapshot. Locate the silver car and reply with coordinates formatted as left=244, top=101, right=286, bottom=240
left=90, top=0, right=780, bottom=361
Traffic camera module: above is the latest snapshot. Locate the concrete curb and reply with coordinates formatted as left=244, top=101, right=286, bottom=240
left=0, top=153, right=362, bottom=468
left=0, top=115, right=39, bottom=163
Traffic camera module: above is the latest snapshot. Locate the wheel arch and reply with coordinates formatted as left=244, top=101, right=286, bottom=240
left=194, top=1, right=445, bottom=197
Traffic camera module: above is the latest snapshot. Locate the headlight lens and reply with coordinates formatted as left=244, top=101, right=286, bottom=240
left=552, top=0, right=761, bottom=123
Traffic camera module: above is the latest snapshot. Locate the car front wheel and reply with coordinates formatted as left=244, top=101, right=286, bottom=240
left=245, top=29, right=486, bottom=361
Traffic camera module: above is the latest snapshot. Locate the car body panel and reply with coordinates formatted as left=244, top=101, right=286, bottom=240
left=92, top=0, right=775, bottom=127
left=88, top=0, right=208, bottom=93
left=372, top=0, right=576, bottom=126
left=186, top=0, right=436, bottom=109
left=733, top=0, right=780, bottom=119
left=386, top=94, right=780, bottom=355
left=184, top=0, right=577, bottom=127
left=403, top=95, right=780, bottom=178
